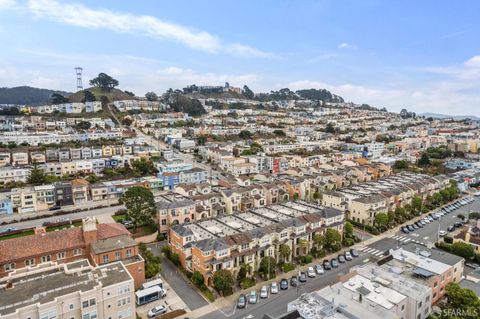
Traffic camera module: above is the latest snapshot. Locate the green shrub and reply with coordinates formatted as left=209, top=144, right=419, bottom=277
left=156, top=232, right=166, bottom=241
left=282, top=263, right=295, bottom=273
left=444, top=236, right=453, bottom=244
left=240, top=277, right=256, bottom=289
left=343, top=238, right=355, bottom=246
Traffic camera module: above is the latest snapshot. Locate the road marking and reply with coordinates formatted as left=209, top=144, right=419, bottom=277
left=423, top=236, right=429, bottom=240
left=364, top=248, right=374, bottom=253
left=388, top=234, right=396, bottom=238
left=374, top=252, right=384, bottom=257
left=403, top=238, right=411, bottom=243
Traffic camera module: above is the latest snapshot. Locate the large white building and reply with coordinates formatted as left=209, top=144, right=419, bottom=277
left=0, top=260, right=135, bottom=319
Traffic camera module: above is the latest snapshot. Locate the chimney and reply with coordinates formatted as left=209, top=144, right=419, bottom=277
left=34, top=227, right=46, bottom=235
left=82, top=217, right=98, bottom=245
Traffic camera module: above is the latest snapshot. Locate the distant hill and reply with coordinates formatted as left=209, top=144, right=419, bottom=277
left=68, top=87, right=137, bottom=103
left=419, top=112, right=480, bottom=120
left=0, top=86, right=71, bottom=105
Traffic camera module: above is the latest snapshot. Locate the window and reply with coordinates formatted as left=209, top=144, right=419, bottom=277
left=161, top=219, right=167, bottom=225
left=57, top=252, right=66, bottom=260
left=69, top=304, right=74, bottom=310
left=126, top=249, right=132, bottom=258
left=3, top=263, right=15, bottom=272
left=418, top=301, right=422, bottom=308
left=82, top=301, right=89, bottom=308
left=241, top=243, right=249, bottom=250
left=103, top=255, right=109, bottom=263
left=115, top=251, right=121, bottom=260
left=73, top=248, right=82, bottom=256
left=41, top=255, right=51, bottom=263
left=24, top=258, right=35, bottom=267
left=426, top=296, right=430, bottom=303
left=89, top=299, right=96, bottom=306
left=401, top=305, right=405, bottom=311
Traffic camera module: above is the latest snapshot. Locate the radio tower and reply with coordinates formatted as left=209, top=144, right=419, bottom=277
left=74, top=67, right=83, bottom=91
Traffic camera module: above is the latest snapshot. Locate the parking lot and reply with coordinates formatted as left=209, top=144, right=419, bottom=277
left=136, top=276, right=190, bottom=319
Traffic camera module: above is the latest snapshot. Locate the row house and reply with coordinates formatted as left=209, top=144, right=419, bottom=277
left=169, top=201, right=344, bottom=287
left=156, top=192, right=197, bottom=234
left=322, top=172, right=451, bottom=225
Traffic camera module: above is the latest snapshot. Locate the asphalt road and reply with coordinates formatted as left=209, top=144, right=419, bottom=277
left=198, top=253, right=371, bottom=319
left=0, top=205, right=122, bottom=231
left=147, top=243, right=209, bottom=311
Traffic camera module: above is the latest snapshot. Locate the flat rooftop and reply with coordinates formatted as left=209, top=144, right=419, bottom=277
left=0, top=260, right=132, bottom=315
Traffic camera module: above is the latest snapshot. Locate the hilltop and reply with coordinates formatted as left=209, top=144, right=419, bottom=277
left=68, top=87, right=137, bottom=103
left=0, top=86, right=71, bottom=105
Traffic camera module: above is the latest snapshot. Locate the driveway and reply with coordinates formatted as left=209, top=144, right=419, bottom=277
left=146, top=243, right=209, bottom=311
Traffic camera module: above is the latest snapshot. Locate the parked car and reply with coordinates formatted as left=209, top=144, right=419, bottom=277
left=290, top=276, right=298, bottom=287
left=439, top=230, right=448, bottom=237
left=350, top=249, right=359, bottom=257
left=338, top=255, right=346, bottom=263
left=307, top=267, right=316, bottom=278
left=299, top=272, right=307, bottom=283
left=323, top=259, right=332, bottom=270
left=248, top=291, right=258, bottom=304
left=315, top=264, right=324, bottom=274
left=331, top=259, right=339, bottom=268
left=344, top=251, right=353, bottom=261
left=415, top=221, right=423, bottom=228
left=237, top=294, right=247, bottom=308
left=420, top=220, right=426, bottom=225
left=411, top=223, right=419, bottom=230
left=148, top=305, right=167, bottom=318
left=447, top=225, right=455, bottom=232
left=407, top=225, right=415, bottom=231
left=401, top=226, right=410, bottom=234
left=427, top=216, right=434, bottom=222
left=260, top=286, right=269, bottom=299
left=454, top=222, right=463, bottom=228
left=271, top=282, right=279, bottom=294
left=280, top=279, right=289, bottom=290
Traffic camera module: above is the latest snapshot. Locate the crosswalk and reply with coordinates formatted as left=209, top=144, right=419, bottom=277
left=387, top=234, right=426, bottom=245
left=358, top=246, right=386, bottom=257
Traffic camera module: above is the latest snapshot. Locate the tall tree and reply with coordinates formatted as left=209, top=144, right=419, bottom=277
left=374, top=213, right=389, bottom=228
left=89, top=73, right=119, bottom=90
left=27, top=163, right=47, bottom=185
left=278, top=244, right=291, bottom=263
left=259, top=256, right=276, bottom=279
left=212, top=269, right=234, bottom=296
left=344, top=221, right=354, bottom=238
left=145, top=92, right=158, bottom=101
left=50, top=93, right=69, bottom=104
left=242, top=85, right=255, bottom=99
left=82, top=90, right=97, bottom=102
left=119, top=186, right=156, bottom=232
left=417, top=153, right=431, bottom=166
left=325, top=228, right=341, bottom=250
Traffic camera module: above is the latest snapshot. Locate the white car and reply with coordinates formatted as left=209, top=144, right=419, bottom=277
left=315, top=264, right=324, bottom=275
left=423, top=218, right=430, bottom=223
left=260, top=286, right=269, bottom=298
left=307, top=266, right=316, bottom=278
left=147, top=305, right=167, bottom=318
left=439, top=230, right=448, bottom=237
left=270, top=282, right=279, bottom=294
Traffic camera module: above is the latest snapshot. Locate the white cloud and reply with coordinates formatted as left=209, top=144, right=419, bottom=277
left=22, top=0, right=271, bottom=57
left=338, top=42, right=356, bottom=50
left=307, top=53, right=338, bottom=64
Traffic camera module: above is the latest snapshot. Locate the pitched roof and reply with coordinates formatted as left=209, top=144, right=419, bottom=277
left=0, top=228, right=85, bottom=263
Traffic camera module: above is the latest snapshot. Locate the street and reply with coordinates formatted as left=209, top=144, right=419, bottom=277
left=198, top=253, right=371, bottom=319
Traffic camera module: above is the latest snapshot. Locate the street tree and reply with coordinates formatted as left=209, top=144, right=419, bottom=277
left=212, top=269, right=234, bottom=296
left=119, top=186, right=156, bottom=232
left=259, top=256, right=276, bottom=279
left=344, top=221, right=354, bottom=238
left=325, top=228, right=341, bottom=251
left=278, top=244, right=291, bottom=263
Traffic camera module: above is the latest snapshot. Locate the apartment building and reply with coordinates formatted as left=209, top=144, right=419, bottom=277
left=156, top=192, right=196, bottom=233
left=322, top=172, right=450, bottom=225
left=10, top=187, right=37, bottom=213
left=0, top=260, right=135, bottom=319
left=169, top=201, right=344, bottom=286
left=389, top=244, right=464, bottom=304
left=0, top=218, right=145, bottom=288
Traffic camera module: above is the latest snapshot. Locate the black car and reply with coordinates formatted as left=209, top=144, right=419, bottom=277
left=401, top=226, right=410, bottom=234
left=331, top=259, right=339, bottom=268
left=323, top=259, right=332, bottom=270
left=454, top=222, right=463, bottom=228
left=415, top=221, right=423, bottom=228
left=280, top=278, right=289, bottom=290
left=350, top=249, right=359, bottom=257
left=237, top=294, right=247, bottom=309
left=299, top=272, right=307, bottom=283
left=290, top=276, right=298, bottom=287
left=407, top=225, right=415, bottom=232
left=338, top=255, right=346, bottom=263
left=447, top=225, right=455, bottom=232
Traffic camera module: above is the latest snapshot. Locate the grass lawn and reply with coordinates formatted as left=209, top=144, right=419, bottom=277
left=0, top=230, right=34, bottom=241
left=112, top=214, right=127, bottom=222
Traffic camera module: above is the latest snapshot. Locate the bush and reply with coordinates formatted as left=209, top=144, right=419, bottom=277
left=192, top=270, right=204, bottom=287
left=156, top=232, right=166, bottom=241
left=282, top=263, right=295, bottom=273
left=343, top=238, right=355, bottom=246
left=330, top=244, right=342, bottom=252
left=162, top=246, right=172, bottom=259
left=297, top=255, right=313, bottom=265
left=444, top=236, right=453, bottom=244
left=170, top=253, right=180, bottom=266
left=240, top=277, right=256, bottom=289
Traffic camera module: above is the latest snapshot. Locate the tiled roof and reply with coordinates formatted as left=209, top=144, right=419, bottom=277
left=96, top=223, right=130, bottom=240
left=0, top=228, right=85, bottom=263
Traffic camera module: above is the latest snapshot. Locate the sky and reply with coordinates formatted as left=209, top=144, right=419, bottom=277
left=0, top=0, right=480, bottom=115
